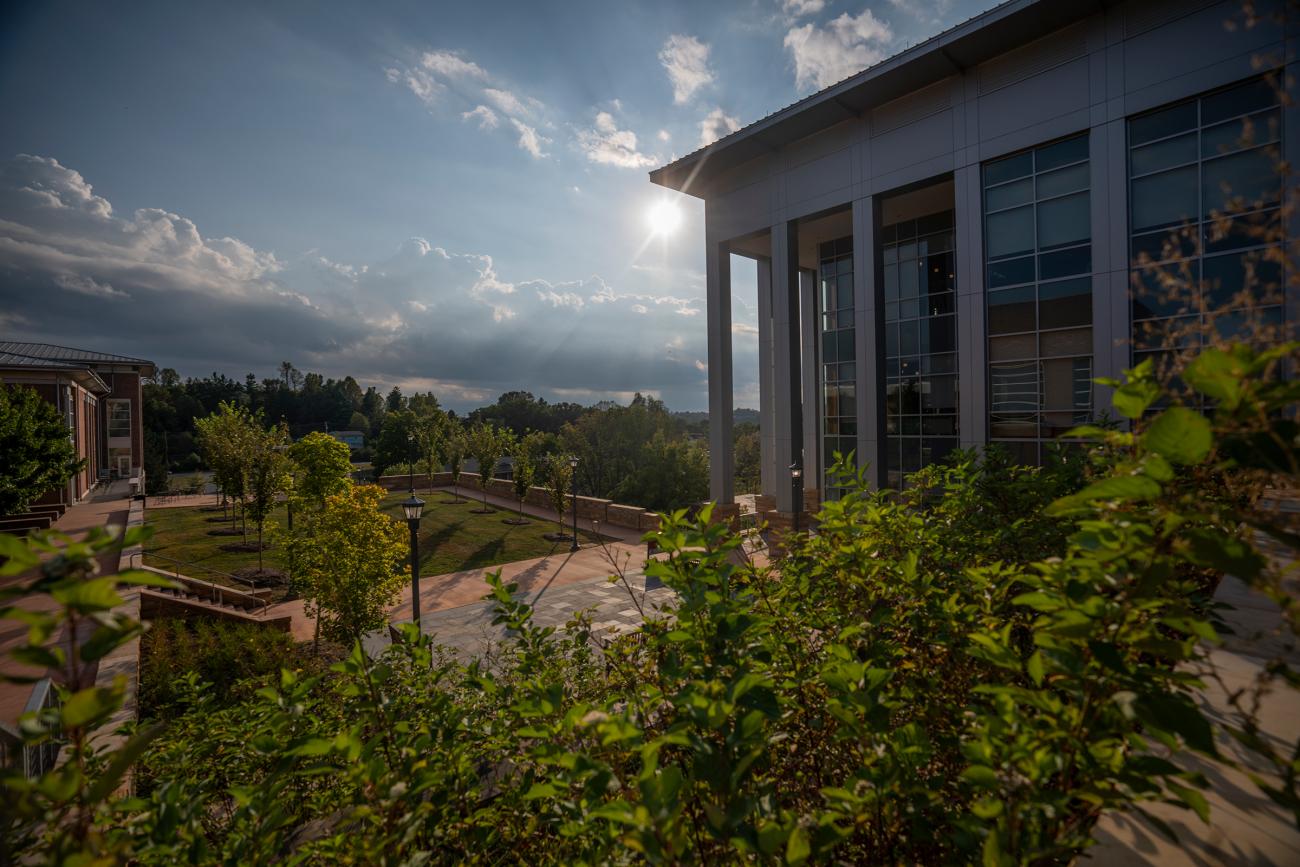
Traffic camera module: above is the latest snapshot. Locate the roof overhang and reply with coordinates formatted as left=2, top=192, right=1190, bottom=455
left=0, top=363, right=111, bottom=395
left=650, top=0, right=1109, bottom=197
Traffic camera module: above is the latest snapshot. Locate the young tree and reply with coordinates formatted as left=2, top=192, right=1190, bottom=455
left=508, top=431, right=546, bottom=524
left=412, top=410, right=449, bottom=493
left=244, top=423, right=291, bottom=573
left=287, top=431, right=353, bottom=510
left=444, top=427, right=468, bottom=503
left=545, top=453, right=574, bottom=539
left=0, top=384, right=83, bottom=515
left=467, top=423, right=513, bottom=512
left=371, top=410, right=419, bottom=479
left=287, top=483, right=408, bottom=646
left=194, top=401, right=258, bottom=534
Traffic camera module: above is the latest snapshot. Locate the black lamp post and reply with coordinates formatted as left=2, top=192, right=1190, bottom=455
left=569, top=455, right=580, bottom=553
left=790, top=463, right=803, bottom=535
left=402, top=490, right=425, bottom=630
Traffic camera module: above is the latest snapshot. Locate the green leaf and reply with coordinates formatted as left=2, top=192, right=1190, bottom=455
left=1182, top=529, right=1267, bottom=580
left=1183, top=349, right=1244, bottom=409
left=1143, top=407, right=1212, bottom=465
left=1111, top=372, right=1162, bottom=419
left=962, top=765, right=999, bottom=789
left=1026, top=651, right=1045, bottom=686
left=785, top=825, right=811, bottom=865
left=61, top=684, right=124, bottom=728
left=51, top=578, right=123, bottom=613
left=86, top=722, right=164, bottom=802
left=0, top=534, right=38, bottom=571
left=1167, top=780, right=1211, bottom=824
left=1046, top=475, right=1162, bottom=515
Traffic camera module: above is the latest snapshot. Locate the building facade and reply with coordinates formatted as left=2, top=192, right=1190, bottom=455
left=650, top=0, right=1298, bottom=512
left=0, top=342, right=156, bottom=525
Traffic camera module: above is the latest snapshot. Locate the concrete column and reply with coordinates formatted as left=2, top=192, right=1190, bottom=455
left=852, top=195, right=881, bottom=487
left=799, top=269, right=818, bottom=489
left=756, top=258, right=778, bottom=496
left=706, top=234, right=734, bottom=503
left=1095, top=118, right=1130, bottom=420
left=954, top=163, right=987, bottom=451
left=1284, top=41, right=1300, bottom=385
left=771, top=220, right=802, bottom=512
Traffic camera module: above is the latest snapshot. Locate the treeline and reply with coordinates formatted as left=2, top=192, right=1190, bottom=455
left=144, top=364, right=718, bottom=511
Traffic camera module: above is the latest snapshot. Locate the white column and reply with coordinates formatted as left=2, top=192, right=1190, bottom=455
left=756, top=258, right=777, bottom=496
left=852, top=196, right=881, bottom=487
left=706, top=234, right=734, bottom=503
left=954, top=163, right=987, bottom=451
left=799, top=269, right=818, bottom=492
left=771, top=221, right=802, bottom=512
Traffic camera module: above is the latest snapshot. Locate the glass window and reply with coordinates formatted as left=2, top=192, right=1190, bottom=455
left=985, top=152, right=1033, bottom=186
left=1126, top=76, right=1284, bottom=392
left=107, top=401, right=131, bottom=438
left=983, top=133, right=1093, bottom=461
left=987, top=177, right=1034, bottom=211
left=818, top=236, right=856, bottom=498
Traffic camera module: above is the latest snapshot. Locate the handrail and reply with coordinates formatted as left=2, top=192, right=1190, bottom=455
left=128, top=551, right=270, bottom=616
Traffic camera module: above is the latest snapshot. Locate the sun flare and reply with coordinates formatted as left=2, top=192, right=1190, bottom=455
left=646, top=200, right=682, bottom=237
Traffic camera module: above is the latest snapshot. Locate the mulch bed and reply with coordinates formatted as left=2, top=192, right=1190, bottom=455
left=219, top=541, right=272, bottom=553
left=231, top=566, right=287, bottom=587
left=543, top=532, right=576, bottom=544
left=205, top=516, right=234, bottom=524
left=502, top=518, right=530, bottom=526
left=207, top=528, right=244, bottom=537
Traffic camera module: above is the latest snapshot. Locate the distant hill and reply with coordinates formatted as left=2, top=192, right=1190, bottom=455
left=672, top=408, right=760, bottom=426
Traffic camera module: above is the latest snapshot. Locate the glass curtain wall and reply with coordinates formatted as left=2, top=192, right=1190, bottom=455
left=819, top=237, right=856, bottom=498
left=1127, top=76, right=1283, bottom=385
left=881, top=211, right=958, bottom=488
left=983, top=134, right=1093, bottom=465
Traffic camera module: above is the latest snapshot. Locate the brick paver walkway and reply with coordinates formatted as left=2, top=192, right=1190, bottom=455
left=366, top=571, right=675, bottom=660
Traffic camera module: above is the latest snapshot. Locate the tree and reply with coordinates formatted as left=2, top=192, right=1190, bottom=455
left=467, top=423, right=513, bottom=512
left=194, top=401, right=258, bottom=534
left=509, top=432, right=546, bottom=524
left=613, top=431, right=708, bottom=512
left=544, top=453, right=573, bottom=538
left=0, top=384, right=83, bottom=515
left=371, top=410, right=419, bottom=479
left=347, top=411, right=370, bottom=436
left=733, top=422, right=761, bottom=495
left=385, top=386, right=405, bottom=414
left=286, top=483, right=407, bottom=645
left=444, top=427, right=468, bottom=503
left=412, top=410, right=449, bottom=493
left=288, top=431, right=353, bottom=510
left=244, top=423, right=291, bottom=573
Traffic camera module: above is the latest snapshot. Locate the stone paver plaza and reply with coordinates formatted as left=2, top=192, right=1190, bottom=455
left=368, top=571, right=675, bottom=660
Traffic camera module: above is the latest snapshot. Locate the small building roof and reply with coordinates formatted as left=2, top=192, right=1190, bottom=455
left=649, top=0, right=1101, bottom=196
left=0, top=341, right=156, bottom=377
left=0, top=351, right=111, bottom=394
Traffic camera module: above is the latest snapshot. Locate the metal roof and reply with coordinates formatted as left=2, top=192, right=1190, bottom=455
left=0, top=341, right=156, bottom=376
left=0, top=351, right=112, bottom=393
left=649, top=0, right=1107, bottom=197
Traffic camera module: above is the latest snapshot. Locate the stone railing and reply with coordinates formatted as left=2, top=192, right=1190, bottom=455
left=376, top=472, right=660, bottom=533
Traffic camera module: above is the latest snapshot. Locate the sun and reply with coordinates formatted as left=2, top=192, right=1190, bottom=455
left=646, top=199, right=682, bottom=237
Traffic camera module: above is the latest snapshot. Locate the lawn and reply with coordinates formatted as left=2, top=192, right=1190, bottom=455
left=143, top=492, right=605, bottom=594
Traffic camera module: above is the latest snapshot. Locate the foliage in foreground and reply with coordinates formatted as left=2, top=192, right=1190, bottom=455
left=1, top=343, right=1298, bottom=865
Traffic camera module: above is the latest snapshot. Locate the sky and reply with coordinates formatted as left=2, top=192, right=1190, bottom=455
left=0, top=0, right=988, bottom=411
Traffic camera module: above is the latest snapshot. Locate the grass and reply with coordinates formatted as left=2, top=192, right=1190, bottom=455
left=143, top=492, right=606, bottom=592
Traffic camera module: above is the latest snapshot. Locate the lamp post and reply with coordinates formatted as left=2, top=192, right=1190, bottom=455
left=402, top=490, right=425, bottom=631
left=569, top=455, right=580, bottom=553
left=790, top=463, right=803, bottom=535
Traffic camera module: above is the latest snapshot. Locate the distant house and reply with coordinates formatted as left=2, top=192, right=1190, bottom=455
left=0, top=341, right=156, bottom=525
left=330, top=430, right=365, bottom=451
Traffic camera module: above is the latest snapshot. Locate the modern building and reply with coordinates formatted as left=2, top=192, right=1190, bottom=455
left=651, top=0, right=1297, bottom=514
left=0, top=342, right=156, bottom=525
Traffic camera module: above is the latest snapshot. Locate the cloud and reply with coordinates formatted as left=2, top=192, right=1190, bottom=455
left=698, top=107, right=741, bottom=148
left=461, top=104, right=499, bottom=129
left=657, top=129, right=671, bottom=142
left=784, top=9, right=893, bottom=92
left=659, top=34, right=714, bottom=105
left=509, top=119, right=549, bottom=158
left=484, top=87, right=540, bottom=119
left=0, top=154, right=724, bottom=408
left=888, top=0, right=956, bottom=27
left=420, top=50, right=488, bottom=80
left=386, top=67, right=443, bottom=106
left=576, top=112, right=657, bottom=169
left=781, top=0, right=825, bottom=15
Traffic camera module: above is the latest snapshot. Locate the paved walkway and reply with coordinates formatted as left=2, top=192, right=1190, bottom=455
left=0, top=481, right=133, bottom=726
left=365, top=570, right=675, bottom=660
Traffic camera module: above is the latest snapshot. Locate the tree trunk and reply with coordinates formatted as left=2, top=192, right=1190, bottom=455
left=257, top=522, right=264, bottom=571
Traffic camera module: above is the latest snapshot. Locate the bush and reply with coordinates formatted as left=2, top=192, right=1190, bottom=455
left=138, top=618, right=302, bottom=720
left=2, top=343, right=1297, bottom=865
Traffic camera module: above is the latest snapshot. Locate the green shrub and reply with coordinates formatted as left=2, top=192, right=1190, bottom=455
left=2, top=343, right=1297, bottom=865
left=138, top=618, right=303, bottom=720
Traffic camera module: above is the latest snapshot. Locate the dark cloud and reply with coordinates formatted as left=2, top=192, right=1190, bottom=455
left=0, top=154, right=746, bottom=410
